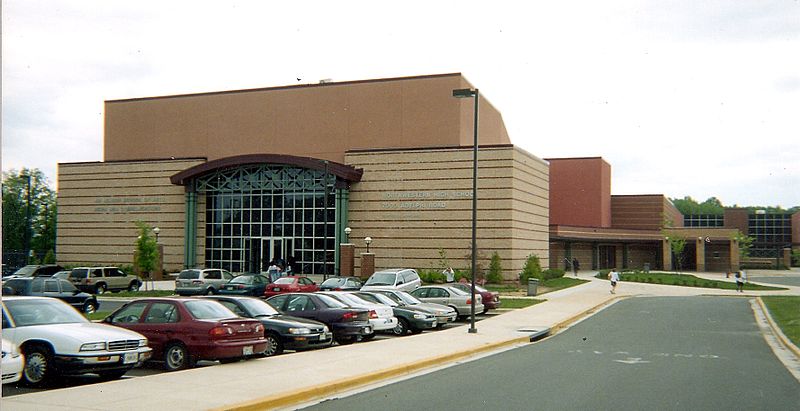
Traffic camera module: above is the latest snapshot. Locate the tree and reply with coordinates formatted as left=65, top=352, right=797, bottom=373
left=486, top=252, right=503, bottom=284
left=519, top=254, right=543, bottom=284
left=666, top=234, right=687, bottom=274
left=2, top=169, right=57, bottom=258
left=733, top=232, right=754, bottom=261
left=135, top=221, right=159, bottom=289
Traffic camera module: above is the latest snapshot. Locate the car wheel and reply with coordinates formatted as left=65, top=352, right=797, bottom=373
left=97, top=369, right=128, bottom=381
left=204, top=287, right=215, bottom=295
left=449, top=306, right=460, bottom=319
left=164, top=343, right=192, bottom=371
left=95, top=283, right=107, bottom=294
left=83, top=301, right=98, bottom=314
left=410, top=327, right=423, bottom=335
left=360, top=333, right=376, bottom=342
left=393, top=318, right=410, bottom=336
left=264, top=333, right=284, bottom=357
left=128, top=281, right=141, bottom=292
left=481, top=307, right=489, bottom=315
left=334, top=335, right=356, bottom=345
left=22, top=346, right=54, bottom=387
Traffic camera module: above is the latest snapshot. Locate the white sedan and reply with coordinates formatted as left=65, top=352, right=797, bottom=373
left=317, top=291, right=398, bottom=338
left=2, top=338, right=24, bottom=384
left=1, top=296, right=152, bottom=387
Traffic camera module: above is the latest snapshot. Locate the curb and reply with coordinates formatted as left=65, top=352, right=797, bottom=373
left=550, top=296, right=623, bottom=334
left=755, top=297, right=800, bottom=358
left=217, top=335, right=532, bottom=411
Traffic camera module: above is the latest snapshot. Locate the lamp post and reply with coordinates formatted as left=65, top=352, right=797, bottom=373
left=452, top=87, right=479, bottom=334
left=153, top=227, right=160, bottom=243
left=364, top=236, right=372, bottom=254
left=344, top=227, right=351, bottom=243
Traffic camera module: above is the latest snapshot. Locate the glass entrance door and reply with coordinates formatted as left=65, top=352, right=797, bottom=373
left=262, top=237, right=295, bottom=270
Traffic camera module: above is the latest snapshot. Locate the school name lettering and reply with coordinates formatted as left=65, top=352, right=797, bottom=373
left=381, top=191, right=472, bottom=209
left=94, top=197, right=162, bottom=213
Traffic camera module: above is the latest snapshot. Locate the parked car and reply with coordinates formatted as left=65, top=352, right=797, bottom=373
left=264, top=276, right=319, bottom=298
left=1, top=296, right=151, bottom=386
left=104, top=298, right=267, bottom=370
left=174, top=268, right=235, bottom=296
left=2, top=277, right=99, bottom=314
left=2, top=264, right=64, bottom=281
left=219, top=274, right=270, bottom=296
left=449, top=283, right=501, bottom=313
left=203, top=295, right=332, bottom=356
left=360, top=268, right=421, bottom=292
left=317, top=291, right=398, bottom=339
left=355, top=291, right=438, bottom=336
left=266, top=293, right=372, bottom=345
left=410, top=285, right=483, bottom=318
left=51, top=270, right=71, bottom=280
left=1, top=338, right=24, bottom=385
left=372, top=289, right=458, bottom=327
left=68, top=266, right=142, bottom=294
left=319, top=276, right=363, bottom=291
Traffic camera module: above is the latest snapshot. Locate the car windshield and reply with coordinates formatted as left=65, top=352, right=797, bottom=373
left=5, top=298, right=89, bottom=326
left=362, top=293, right=398, bottom=306
left=184, top=300, right=237, bottom=319
left=178, top=270, right=201, bottom=280
left=315, top=294, right=349, bottom=308
left=332, top=293, right=365, bottom=306
left=230, top=276, right=254, bottom=284
left=238, top=298, right=280, bottom=316
left=12, top=266, right=37, bottom=277
left=365, top=272, right=396, bottom=286
left=395, top=291, right=423, bottom=305
left=274, top=277, right=296, bottom=284
left=321, top=278, right=347, bottom=287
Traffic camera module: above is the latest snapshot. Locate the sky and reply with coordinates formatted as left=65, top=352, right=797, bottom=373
left=2, top=1, right=799, bottom=208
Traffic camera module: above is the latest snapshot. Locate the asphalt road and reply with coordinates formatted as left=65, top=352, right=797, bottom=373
left=305, top=296, right=800, bottom=410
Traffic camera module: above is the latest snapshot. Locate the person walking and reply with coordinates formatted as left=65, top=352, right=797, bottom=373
left=735, top=271, right=744, bottom=292
left=608, top=268, right=620, bottom=294
left=572, top=258, right=580, bottom=277
left=443, top=267, right=455, bottom=283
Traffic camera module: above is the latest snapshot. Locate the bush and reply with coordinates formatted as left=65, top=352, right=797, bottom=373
left=419, top=269, right=445, bottom=284
left=519, top=254, right=543, bottom=283
left=542, top=268, right=565, bottom=281
left=487, top=252, right=504, bottom=284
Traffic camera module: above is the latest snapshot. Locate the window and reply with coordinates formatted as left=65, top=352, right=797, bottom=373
left=108, top=268, right=125, bottom=277
left=268, top=295, right=288, bottom=308
left=145, top=303, right=179, bottom=323
left=31, top=279, right=43, bottom=293
left=91, top=269, right=102, bottom=278
left=412, top=288, right=429, bottom=298
left=112, top=303, right=148, bottom=324
left=206, top=270, right=221, bottom=280
left=44, top=280, right=60, bottom=293
left=218, top=301, right=247, bottom=316
left=286, top=295, right=312, bottom=312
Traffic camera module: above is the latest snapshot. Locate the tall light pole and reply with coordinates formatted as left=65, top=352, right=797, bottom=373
left=452, top=87, right=479, bottom=334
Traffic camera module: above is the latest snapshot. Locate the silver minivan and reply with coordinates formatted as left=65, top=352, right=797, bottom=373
left=361, top=269, right=421, bottom=293
left=174, top=268, right=235, bottom=295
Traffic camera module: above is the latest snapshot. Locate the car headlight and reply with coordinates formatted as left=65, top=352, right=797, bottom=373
left=413, top=314, right=426, bottom=319
left=288, top=327, right=311, bottom=335
left=139, top=339, right=148, bottom=347
left=322, top=326, right=330, bottom=333
left=80, top=342, right=107, bottom=351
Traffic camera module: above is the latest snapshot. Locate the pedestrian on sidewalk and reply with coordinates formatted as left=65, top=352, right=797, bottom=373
left=572, top=258, right=580, bottom=277
left=735, top=271, right=744, bottom=292
left=608, top=268, right=620, bottom=294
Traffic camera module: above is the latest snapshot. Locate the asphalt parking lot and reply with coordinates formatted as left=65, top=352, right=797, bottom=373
left=1, top=311, right=501, bottom=397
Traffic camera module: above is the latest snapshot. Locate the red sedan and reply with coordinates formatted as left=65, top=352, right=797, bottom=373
left=450, top=283, right=501, bottom=313
left=104, top=298, right=267, bottom=371
left=264, top=276, right=319, bottom=298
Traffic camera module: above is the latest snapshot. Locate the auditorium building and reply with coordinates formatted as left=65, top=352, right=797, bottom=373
left=56, top=73, right=550, bottom=280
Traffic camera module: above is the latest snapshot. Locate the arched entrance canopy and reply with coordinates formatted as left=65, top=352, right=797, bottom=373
left=170, top=154, right=363, bottom=188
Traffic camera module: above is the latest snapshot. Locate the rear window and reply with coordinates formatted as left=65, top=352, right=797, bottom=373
left=321, top=278, right=347, bottom=287
left=3, top=279, right=28, bottom=294
left=274, top=277, right=295, bottom=284
left=69, top=268, right=89, bottom=279
left=178, top=270, right=201, bottom=280
left=184, top=300, right=237, bottom=319
left=12, top=266, right=38, bottom=277
left=315, top=294, right=349, bottom=308
left=230, top=276, right=254, bottom=284
left=365, top=272, right=396, bottom=286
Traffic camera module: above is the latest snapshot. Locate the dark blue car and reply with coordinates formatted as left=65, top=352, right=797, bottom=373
left=219, top=274, right=270, bottom=296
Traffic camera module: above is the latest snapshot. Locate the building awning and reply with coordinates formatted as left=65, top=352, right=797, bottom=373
left=170, top=154, right=363, bottom=186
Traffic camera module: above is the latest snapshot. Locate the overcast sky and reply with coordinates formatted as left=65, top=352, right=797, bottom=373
left=3, top=1, right=799, bottom=208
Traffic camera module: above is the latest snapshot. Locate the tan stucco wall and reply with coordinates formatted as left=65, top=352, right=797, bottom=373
left=57, top=159, right=205, bottom=271
left=104, top=73, right=510, bottom=165
left=345, top=145, right=548, bottom=281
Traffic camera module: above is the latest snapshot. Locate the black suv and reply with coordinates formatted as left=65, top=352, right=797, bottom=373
left=1, top=277, right=99, bottom=314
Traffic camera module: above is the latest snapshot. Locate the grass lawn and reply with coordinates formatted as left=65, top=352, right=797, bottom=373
left=101, top=290, right=175, bottom=298
left=485, top=277, right=588, bottom=296
left=594, top=271, right=786, bottom=291
left=501, top=298, right=545, bottom=309
left=87, top=311, right=111, bottom=321
left=761, top=296, right=800, bottom=347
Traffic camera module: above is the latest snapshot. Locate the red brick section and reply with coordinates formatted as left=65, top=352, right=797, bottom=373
left=360, top=253, right=375, bottom=280
left=340, top=244, right=355, bottom=276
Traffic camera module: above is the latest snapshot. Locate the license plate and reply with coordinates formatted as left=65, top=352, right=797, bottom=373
left=243, top=346, right=253, bottom=355
left=431, top=320, right=437, bottom=327
left=123, top=352, right=138, bottom=364
left=226, top=286, right=233, bottom=290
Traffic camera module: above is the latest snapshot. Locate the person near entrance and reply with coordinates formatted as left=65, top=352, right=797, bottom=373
left=608, top=268, right=620, bottom=294
left=267, top=261, right=282, bottom=283
left=572, top=258, right=580, bottom=276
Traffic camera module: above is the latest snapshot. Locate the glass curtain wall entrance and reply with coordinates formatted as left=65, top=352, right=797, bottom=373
left=197, top=164, right=335, bottom=275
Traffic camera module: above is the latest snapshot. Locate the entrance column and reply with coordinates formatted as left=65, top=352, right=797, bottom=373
left=730, top=238, right=740, bottom=271
left=662, top=238, right=672, bottom=271
left=695, top=237, right=706, bottom=272
left=183, top=183, right=198, bottom=269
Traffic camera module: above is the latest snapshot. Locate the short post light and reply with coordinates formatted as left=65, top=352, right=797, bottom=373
left=153, top=227, right=161, bottom=243
left=344, top=227, right=352, bottom=243
left=364, top=236, right=372, bottom=253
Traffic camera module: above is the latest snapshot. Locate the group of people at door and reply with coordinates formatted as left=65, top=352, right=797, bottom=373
left=266, top=258, right=294, bottom=283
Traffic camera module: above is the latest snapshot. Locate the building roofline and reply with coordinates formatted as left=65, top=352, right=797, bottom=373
left=106, top=73, right=464, bottom=104
left=59, top=157, right=207, bottom=166
left=346, top=143, right=514, bottom=155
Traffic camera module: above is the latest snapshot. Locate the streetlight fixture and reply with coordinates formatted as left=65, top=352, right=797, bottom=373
left=452, top=87, right=479, bottom=334
left=344, top=227, right=352, bottom=243
left=364, top=236, right=372, bottom=253
left=153, top=227, right=160, bottom=243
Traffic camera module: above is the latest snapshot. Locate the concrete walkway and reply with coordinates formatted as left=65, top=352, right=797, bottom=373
left=5, top=271, right=799, bottom=411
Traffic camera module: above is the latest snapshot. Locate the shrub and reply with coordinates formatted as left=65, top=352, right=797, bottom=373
left=487, top=252, right=504, bottom=284
left=542, top=268, right=565, bottom=281
left=519, top=254, right=543, bottom=283
left=419, top=269, right=445, bottom=284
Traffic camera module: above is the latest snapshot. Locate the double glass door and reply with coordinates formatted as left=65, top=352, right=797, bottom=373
left=248, top=237, right=295, bottom=273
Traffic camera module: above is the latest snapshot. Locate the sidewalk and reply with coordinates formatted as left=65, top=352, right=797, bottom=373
left=5, top=272, right=799, bottom=411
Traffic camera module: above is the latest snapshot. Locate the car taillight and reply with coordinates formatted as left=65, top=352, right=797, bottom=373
left=237, top=285, right=246, bottom=289
left=369, top=310, right=378, bottom=319
left=466, top=298, right=472, bottom=305
left=192, top=280, right=203, bottom=285
left=254, top=324, right=264, bottom=333
left=209, top=326, right=235, bottom=337
left=334, top=287, right=342, bottom=291
left=341, top=311, right=357, bottom=321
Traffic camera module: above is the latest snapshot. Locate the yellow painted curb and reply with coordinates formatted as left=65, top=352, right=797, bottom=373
left=551, top=296, right=624, bottom=334
left=756, top=297, right=800, bottom=358
left=216, top=335, right=531, bottom=411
